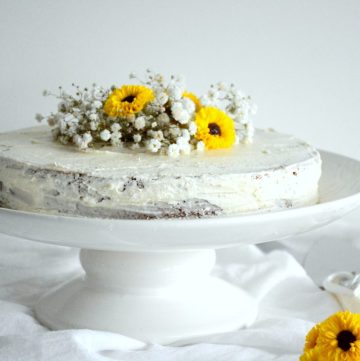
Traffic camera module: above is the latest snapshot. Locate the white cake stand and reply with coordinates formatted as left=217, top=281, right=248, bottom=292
left=1, top=150, right=360, bottom=344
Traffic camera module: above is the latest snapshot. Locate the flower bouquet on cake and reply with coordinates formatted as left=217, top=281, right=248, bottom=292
left=36, top=70, right=257, bottom=156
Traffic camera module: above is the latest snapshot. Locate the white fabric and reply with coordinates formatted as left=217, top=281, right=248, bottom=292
left=0, top=231, right=342, bottom=361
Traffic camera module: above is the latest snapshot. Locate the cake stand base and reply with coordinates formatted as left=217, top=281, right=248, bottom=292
left=35, top=249, right=257, bottom=344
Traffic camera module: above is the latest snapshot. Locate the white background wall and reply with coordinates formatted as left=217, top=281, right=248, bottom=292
left=0, top=0, right=359, bottom=159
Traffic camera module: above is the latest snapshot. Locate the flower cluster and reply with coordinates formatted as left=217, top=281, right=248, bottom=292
left=36, top=70, right=256, bottom=156
left=301, top=311, right=360, bottom=361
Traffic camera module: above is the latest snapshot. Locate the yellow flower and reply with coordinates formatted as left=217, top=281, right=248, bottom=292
left=304, top=325, right=320, bottom=351
left=300, top=348, right=320, bottom=361
left=316, top=311, right=360, bottom=361
left=103, top=85, right=154, bottom=117
left=195, top=106, right=236, bottom=150
left=183, top=91, right=201, bottom=112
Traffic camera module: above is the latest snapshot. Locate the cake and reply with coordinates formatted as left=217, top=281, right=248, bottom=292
left=0, top=126, right=321, bottom=219
left=0, top=71, right=321, bottom=219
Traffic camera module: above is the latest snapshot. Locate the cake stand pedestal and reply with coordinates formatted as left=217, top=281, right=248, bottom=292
left=1, top=151, right=360, bottom=344
left=35, top=249, right=256, bottom=344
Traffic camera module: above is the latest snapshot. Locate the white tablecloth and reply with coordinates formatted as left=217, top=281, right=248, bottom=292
left=1, top=219, right=352, bottom=361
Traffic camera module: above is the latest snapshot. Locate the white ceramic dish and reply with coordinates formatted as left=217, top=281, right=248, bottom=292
left=1, top=150, right=360, bottom=344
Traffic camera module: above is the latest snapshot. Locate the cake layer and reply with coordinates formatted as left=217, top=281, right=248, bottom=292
left=0, top=126, right=321, bottom=219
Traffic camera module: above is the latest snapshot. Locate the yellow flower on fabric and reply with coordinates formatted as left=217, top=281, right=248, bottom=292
left=316, top=311, right=360, bottom=361
left=300, top=348, right=320, bottom=361
left=103, top=85, right=154, bottom=117
left=195, top=106, right=236, bottom=150
left=183, top=91, right=201, bottom=112
left=304, top=325, right=320, bottom=351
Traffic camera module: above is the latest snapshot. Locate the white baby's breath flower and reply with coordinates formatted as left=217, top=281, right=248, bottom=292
left=153, top=130, right=164, bottom=141
left=110, top=132, right=122, bottom=146
left=58, top=135, right=69, bottom=145
left=93, top=100, right=103, bottom=109
left=72, top=107, right=81, bottom=115
left=89, top=113, right=99, bottom=121
left=89, top=121, right=98, bottom=131
left=51, top=127, right=60, bottom=139
left=167, top=84, right=183, bottom=101
left=230, top=88, right=245, bottom=98
left=156, top=92, right=169, bottom=105
left=57, top=101, right=67, bottom=112
left=196, top=141, right=205, bottom=152
left=233, top=114, right=246, bottom=125
left=176, top=136, right=192, bottom=155
left=169, top=126, right=181, bottom=138
left=151, top=122, right=157, bottom=128
left=199, top=94, right=211, bottom=106
left=232, top=96, right=243, bottom=108
left=73, top=133, right=92, bottom=149
left=176, top=136, right=190, bottom=150
left=177, top=110, right=190, bottom=124
left=216, top=82, right=227, bottom=91
left=147, top=139, right=161, bottom=153
left=134, top=116, right=146, bottom=130
left=146, top=130, right=155, bottom=138
left=153, top=73, right=164, bottom=83
left=181, top=97, right=195, bottom=114
left=100, top=129, right=111, bottom=141
left=35, top=113, right=44, bottom=122
left=66, top=123, right=78, bottom=137
left=172, top=102, right=190, bottom=124
left=181, top=129, right=190, bottom=140
left=133, top=134, right=141, bottom=143
left=126, top=114, right=136, bottom=122
left=83, top=132, right=93, bottom=144
left=111, top=123, right=121, bottom=132
left=175, top=74, right=186, bottom=84
left=73, top=134, right=82, bottom=147
left=64, top=113, right=76, bottom=122
left=208, top=88, right=219, bottom=100
left=92, top=87, right=105, bottom=100
left=47, top=116, right=57, bottom=126
left=157, top=113, right=170, bottom=125
left=55, top=112, right=65, bottom=121
left=58, top=119, right=67, bottom=132
left=171, top=101, right=183, bottom=116
left=167, top=143, right=180, bottom=157
left=188, top=121, right=197, bottom=135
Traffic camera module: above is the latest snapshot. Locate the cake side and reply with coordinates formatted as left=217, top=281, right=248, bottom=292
left=0, top=126, right=321, bottom=219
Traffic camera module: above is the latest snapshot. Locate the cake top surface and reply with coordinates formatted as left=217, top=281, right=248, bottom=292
left=0, top=126, right=319, bottom=177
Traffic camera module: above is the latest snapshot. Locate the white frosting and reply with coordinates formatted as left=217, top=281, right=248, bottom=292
left=0, top=126, right=321, bottom=218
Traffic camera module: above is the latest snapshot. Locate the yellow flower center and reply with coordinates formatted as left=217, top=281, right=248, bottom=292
left=122, top=95, right=136, bottom=103
left=337, top=330, right=356, bottom=351
left=208, top=122, right=221, bottom=136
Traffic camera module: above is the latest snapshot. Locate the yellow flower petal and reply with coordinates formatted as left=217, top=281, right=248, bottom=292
left=300, top=348, right=321, bottom=361
left=305, top=325, right=320, bottom=351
